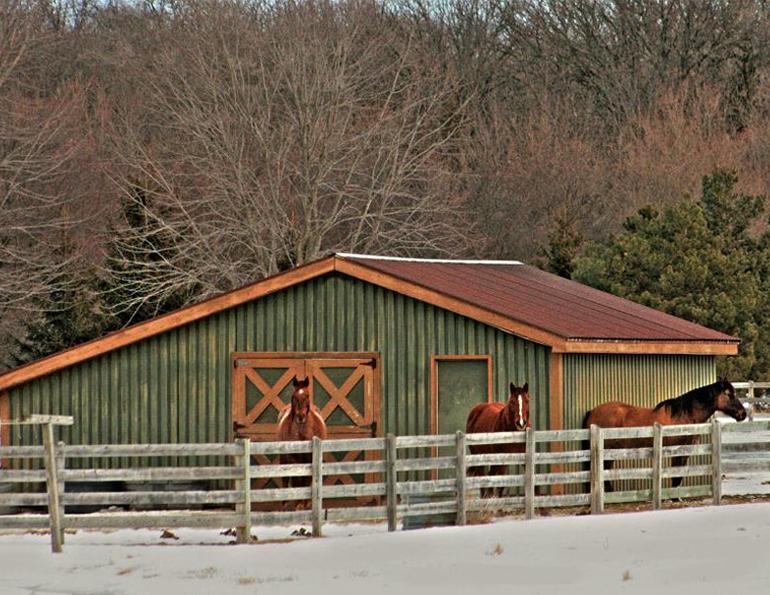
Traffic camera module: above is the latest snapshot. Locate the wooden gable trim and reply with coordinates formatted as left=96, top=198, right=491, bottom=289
left=0, top=257, right=336, bottom=393
left=0, top=391, right=9, bottom=465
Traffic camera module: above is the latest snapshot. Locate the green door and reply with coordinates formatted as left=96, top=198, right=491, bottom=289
left=435, top=358, right=490, bottom=435
left=434, top=357, right=490, bottom=481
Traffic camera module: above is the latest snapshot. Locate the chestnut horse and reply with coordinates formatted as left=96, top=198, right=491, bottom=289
left=276, top=377, right=327, bottom=505
left=583, top=379, right=746, bottom=492
left=466, top=382, right=531, bottom=497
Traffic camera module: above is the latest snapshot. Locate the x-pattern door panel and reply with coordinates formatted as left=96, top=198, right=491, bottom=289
left=231, top=352, right=381, bottom=491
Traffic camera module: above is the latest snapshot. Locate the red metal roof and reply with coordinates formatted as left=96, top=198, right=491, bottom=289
left=338, top=255, right=737, bottom=343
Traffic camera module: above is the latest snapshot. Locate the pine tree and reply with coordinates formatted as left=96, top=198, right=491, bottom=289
left=13, top=241, right=108, bottom=365
left=573, top=169, right=767, bottom=379
left=540, top=208, right=584, bottom=279
left=100, top=186, right=199, bottom=332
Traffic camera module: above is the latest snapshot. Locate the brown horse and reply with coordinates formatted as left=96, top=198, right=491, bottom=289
left=583, top=378, right=746, bottom=492
left=276, top=376, right=327, bottom=506
left=466, top=382, right=531, bottom=498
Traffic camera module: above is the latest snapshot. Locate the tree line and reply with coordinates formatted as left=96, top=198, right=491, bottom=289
left=3, top=0, right=770, bottom=378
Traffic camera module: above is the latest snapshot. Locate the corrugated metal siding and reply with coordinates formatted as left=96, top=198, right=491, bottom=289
left=563, top=354, right=717, bottom=428
left=563, top=354, right=717, bottom=493
left=6, top=273, right=550, bottom=464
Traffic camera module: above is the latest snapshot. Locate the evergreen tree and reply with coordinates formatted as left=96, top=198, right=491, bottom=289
left=13, top=241, right=108, bottom=365
left=100, top=186, right=199, bottom=332
left=573, top=169, right=767, bottom=379
left=540, top=208, right=584, bottom=279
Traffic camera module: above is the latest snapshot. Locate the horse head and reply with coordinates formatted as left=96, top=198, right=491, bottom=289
left=507, top=382, right=531, bottom=431
left=714, top=378, right=747, bottom=421
left=291, top=376, right=312, bottom=426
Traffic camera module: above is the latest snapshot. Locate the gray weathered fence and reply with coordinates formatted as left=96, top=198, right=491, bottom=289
left=2, top=419, right=770, bottom=553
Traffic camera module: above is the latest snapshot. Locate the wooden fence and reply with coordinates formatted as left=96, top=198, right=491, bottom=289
left=2, top=419, right=770, bottom=553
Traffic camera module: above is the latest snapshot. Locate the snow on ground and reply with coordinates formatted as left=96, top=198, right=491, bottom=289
left=2, top=503, right=770, bottom=595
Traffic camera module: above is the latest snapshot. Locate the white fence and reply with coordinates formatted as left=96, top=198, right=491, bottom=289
left=2, top=419, right=770, bottom=553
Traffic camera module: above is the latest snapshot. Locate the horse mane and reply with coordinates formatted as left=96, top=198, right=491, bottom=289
left=653, top=380, right=726, bottom=417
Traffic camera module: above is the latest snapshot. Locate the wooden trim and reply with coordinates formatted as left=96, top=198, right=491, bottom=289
left=0, top=391, right=9, bottom=467
left=231, top=351, right=382, bottom=438
left=232, top=351, right=380, bottom=362
left=548, top=352, right=565, bottom=496
left=556, top=341, right=738, bottom=355
left=548, top=353, right=564, bottom=432
left=429, top=355, right=493, bottom=437
left=0, top=257, right=336, bottom=393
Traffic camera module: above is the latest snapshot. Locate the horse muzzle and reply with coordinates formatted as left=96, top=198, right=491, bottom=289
left=734, top=408, right=748, bottom=422
left=515, top=421, right=528, bottom=431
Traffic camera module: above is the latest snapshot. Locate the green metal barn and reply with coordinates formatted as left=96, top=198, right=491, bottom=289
left=0, top=254, right=737, bottom=459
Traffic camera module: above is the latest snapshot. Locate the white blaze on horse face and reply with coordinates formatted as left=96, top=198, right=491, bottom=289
left=518, top=395, right=523, bottom=424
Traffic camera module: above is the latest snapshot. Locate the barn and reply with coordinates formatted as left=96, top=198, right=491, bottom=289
left=0, top=254, right=738, bottom=457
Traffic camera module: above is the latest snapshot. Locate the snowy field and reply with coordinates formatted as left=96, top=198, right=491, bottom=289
left=2, top=503, right=770, bottom=595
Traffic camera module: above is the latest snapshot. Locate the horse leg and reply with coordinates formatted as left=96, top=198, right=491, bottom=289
left=468, top=462, right=490, bottom=499
left=603, top=459, right=615, bottom=493
left=671, top=456, right=688, bottom=491
left=490, top=465, right=505, bottom=499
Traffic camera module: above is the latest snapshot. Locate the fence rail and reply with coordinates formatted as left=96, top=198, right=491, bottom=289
left=2, top=419, right=770, bottom=552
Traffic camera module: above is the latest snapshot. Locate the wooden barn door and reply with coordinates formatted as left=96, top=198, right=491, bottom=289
left=231, top=352, right=380, bottom=491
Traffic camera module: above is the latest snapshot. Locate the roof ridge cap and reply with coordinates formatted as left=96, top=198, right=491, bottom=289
left=336, top=253, right=524, bottom=265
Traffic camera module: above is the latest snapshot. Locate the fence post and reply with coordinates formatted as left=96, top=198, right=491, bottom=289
left=56, top=441, right=66, bottom=545
left=386, top=433, right=397, bottom=532
left=524, top=427, right=536, bottom=520
left=235, top=438, right=252, bottom=544
left=42, top=422, right=63, bottom=553
left=590, top=424, right=604, bottom=515
left=311, top=436, right=323, bottom=537
left=455, top=431, right=466, bottom=526
left=712, top=417, right=722, bottom=505
left=748, top=380, right=755, bottom=422
left=652, top=423, right=663, bottom=509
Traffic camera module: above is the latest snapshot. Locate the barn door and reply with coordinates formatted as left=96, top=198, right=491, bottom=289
left=231, top=352, right=380, bottom=489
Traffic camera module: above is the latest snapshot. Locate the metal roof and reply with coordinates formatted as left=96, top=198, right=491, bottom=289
left=337, top=254, right=736, bottom=343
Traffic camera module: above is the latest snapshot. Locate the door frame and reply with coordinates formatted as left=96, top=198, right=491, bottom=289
left=429, top=354, right=493, bottom=436
left=0, top=391, right=8, bottom=468
left=230, top=351, right=381, bottom=440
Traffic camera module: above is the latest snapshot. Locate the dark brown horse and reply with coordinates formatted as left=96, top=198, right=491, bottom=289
left=466, top=382, right=531, bottom=497
left=583, top=378, right=746, bottom=492
left=276, top=376, right=327, bottom=506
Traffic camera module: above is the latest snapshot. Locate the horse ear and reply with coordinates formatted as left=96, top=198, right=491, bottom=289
left=292, top=376, right=300, bottom=388
left=509, top=382, right=515, bottom=393
left=522, top=382, right=529, bottom=393
left=303, top=378, right=310, bottom=388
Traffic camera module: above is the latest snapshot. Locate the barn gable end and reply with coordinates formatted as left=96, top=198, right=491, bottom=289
left=4, top=272, right=550, bottom=452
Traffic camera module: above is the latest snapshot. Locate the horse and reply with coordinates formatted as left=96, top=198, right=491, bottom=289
left=582, top=378, right=747, bottom=492
left=466, top=382, right=531, bottom=498
left=276, top=376, right=327, bottom=507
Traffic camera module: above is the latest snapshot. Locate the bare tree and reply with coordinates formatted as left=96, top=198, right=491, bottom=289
left=0, top=1, right=87, bottom=313
left=104, top=0, right=474, bottom=318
